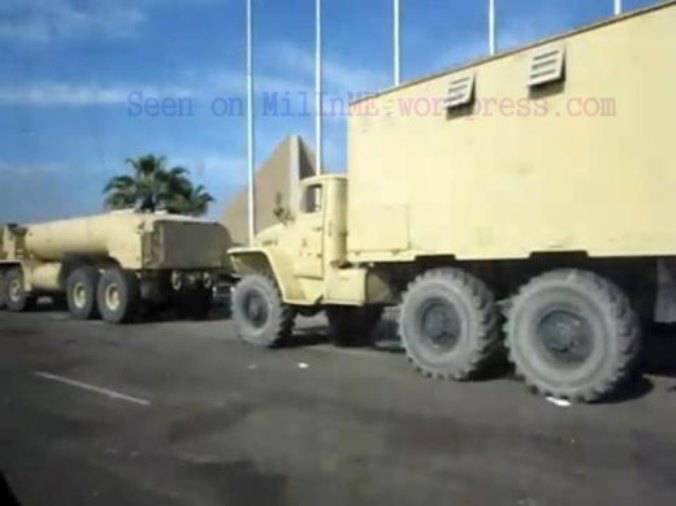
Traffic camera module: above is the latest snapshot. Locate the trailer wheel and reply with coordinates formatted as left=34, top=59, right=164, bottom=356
left=4, top=268, right=35, bottom=312
left=232, top=275, right=294, bottom=347
left=97, top=268, right=140, bottom=324
left=326, top=306, right=384, bottom=347
left=504, top=269, right=641, bottom=402
left=66, top=266, right=100, bottom=320
left=399, top=268, right=501, bottom=381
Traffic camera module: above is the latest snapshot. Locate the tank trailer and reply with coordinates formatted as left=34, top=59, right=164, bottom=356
left=229, top=3, right=676, bottom=402
left=0, top=211, right=231, bottom=323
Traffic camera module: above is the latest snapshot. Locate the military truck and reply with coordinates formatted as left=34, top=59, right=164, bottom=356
left=229, top=2, right=676, bottom=402
left=0, top=211, right=230, bottom=323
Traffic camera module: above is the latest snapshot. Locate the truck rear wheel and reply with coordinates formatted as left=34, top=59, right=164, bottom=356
left=66, top=266, right=100, bottom=320
left=97, top=268, right=140, bottom=324
left=4, top=268, right=35, bottom=312
left=504, top=269, right=641, bottom=402
left=399, top=268, right=501, bottom=380
left=232, top=275, right=294, bottom=347
left=326, top=306, right=384, bottom=347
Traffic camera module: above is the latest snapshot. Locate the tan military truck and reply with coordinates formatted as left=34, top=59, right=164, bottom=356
left=0, top=211, right=230, bottom=323
left=229, top=2, right=676, bottom=402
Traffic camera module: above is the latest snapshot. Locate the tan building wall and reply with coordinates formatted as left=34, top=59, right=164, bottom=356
left=222, top=135, right=316, bottom=245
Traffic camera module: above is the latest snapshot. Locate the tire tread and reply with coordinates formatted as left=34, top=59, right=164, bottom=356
left=399, top=268, right=502, bottom=381
left=504, top=269, right=641, bottom=402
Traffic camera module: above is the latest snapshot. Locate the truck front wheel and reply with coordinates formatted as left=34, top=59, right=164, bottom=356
left=505, top=269, right=641, bottom=402
left=399, top=268, right=501, bottom=381
left=4, top=268, right=35, bottom=312
left=66, top=266, right=100, bottom=320
left=232, top=275, right=294, bottom=347
left=326, top=306, right=384, bottom=347
left=97, top=268, right=140, bottom=324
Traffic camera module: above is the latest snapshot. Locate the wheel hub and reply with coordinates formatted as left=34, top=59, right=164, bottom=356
left=420, top=299, right=461, bottom=350
left=8, top=279, right=22, bottom=302
left=244, top=292, right=268, bottom=328
left=73, top=282, right=87, bottom=308
left=537, top=309, right=593, bottom=365
left=105, top=284, right=121, bottom=311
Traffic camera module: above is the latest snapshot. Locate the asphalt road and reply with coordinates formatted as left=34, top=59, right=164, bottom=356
left=1, top=304, right=675, bottom=506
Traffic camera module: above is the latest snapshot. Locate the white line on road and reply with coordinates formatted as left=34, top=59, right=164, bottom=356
left=546, top=396, right=572, bottom=408
left=33, top=371, right=151, bottom=407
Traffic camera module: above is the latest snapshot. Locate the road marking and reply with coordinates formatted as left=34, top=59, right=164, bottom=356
left=33, top=371, right=151, bottom=407
left=546, top=396, right=571, bottom=408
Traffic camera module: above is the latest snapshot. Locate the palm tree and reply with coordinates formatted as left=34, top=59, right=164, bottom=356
left=103, top=154, right=215, bottom=216
left=165, top=184, right=215, bottom=216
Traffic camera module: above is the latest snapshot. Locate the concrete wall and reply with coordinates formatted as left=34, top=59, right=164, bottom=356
left=222, top=136, right=316, bottom=245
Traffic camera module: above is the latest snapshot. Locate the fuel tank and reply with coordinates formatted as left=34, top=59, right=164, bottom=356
left=25, top=213, right=121, bottom=260
left=23, top=211, right=231, bottom=270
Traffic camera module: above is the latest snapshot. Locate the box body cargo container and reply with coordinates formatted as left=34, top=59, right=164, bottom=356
left=347, top=2, right=675, bottom=262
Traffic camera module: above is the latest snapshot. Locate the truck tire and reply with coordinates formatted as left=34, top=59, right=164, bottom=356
left=175, top=286, right=213, bottom=320
left=0, top=272, right=6, bottom=310
left=97, top=268, right=140, bottom=324
left=399, top=268, right=501, bottom=380
left=232, top=275, right=294, bottom=347
left=66, top=266, right=100, bottom=320
left=504, top=269, right=641, bottom=402
left=4, top=268, right=35, bottom=312
left=326, top=305, right=384, bottom=347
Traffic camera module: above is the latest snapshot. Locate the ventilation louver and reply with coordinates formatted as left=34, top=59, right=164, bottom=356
left=528, top=46, right=565, bottom=87
left=445, top=74, right=475, bottom=109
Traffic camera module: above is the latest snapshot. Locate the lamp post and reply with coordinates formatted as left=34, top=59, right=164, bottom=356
left=315, top=0, right=323, bottom=174
left=488, top=0, right=496, bottom=55
left=394, top=0, right=401, bottom=85
left=245, top=0, right=256, bottom=243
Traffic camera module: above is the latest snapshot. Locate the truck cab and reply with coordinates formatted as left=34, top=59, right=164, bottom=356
left=230, top=175, right=351, bottom=304
left=229, top=174, right=389, bottom=347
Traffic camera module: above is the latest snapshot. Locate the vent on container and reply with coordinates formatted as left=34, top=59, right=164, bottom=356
left=528, top=46, right=565, bottom=87
left=445, top=74, right=475, bottom=109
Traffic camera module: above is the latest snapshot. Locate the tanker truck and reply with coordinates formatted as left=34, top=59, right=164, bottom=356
left=228, top=2, right=676, bottom=402
left=0, top=211, right=231, bottom=323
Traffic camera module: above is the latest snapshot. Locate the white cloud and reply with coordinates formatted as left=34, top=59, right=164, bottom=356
left=272, top=43, right=388, bottom=94
left=0, top=83, right=193, bottom=106
left=0, top=0, right=146, bottom=42
left=0, top=161, right=68, bottom=175
left=198, top=68, right=311, bottom=99
left=0, top=0, right=226, bottom=42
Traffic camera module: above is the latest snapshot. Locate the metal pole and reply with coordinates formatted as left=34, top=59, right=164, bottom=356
left=394, top=0, right=401, bottom=86
left=614, top=0, right=622, bottom=15
left=315, top=0, right=323, bottom=174
left=488, top=0, right=496, bottom=55
left=246, top=0, right=256, bottom=242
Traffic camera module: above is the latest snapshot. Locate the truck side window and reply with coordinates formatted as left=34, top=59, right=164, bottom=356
left=302, top=185, right=323, bottom=214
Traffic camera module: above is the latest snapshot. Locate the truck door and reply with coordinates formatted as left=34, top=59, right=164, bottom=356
left=293, top=183, right=325, bottom=279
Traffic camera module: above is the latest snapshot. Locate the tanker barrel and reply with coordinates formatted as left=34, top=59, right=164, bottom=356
left=24, top=214, right=125, bottom=261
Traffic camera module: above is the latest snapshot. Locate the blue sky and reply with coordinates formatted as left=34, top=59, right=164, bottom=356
left=0, top=0, right=663, bottom=222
